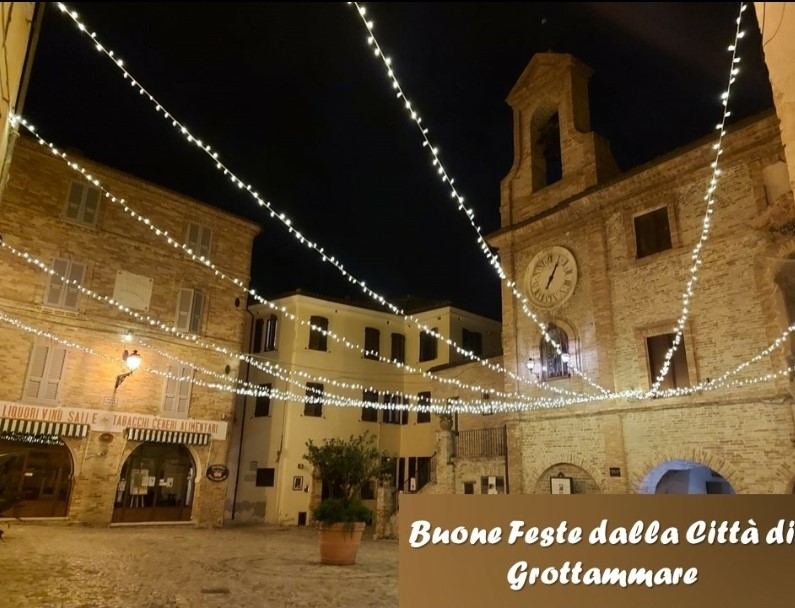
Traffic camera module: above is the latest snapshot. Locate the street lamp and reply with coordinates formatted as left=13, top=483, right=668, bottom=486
left=114, top=349, right=141, bottom=393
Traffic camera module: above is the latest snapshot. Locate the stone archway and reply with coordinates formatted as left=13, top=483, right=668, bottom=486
left=638, top=459, right=735, bottom=495
left=535, top=463, right=601, bottom=494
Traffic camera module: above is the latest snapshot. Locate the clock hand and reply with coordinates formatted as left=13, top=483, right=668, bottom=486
left=544, top=261, right=560, bottom=290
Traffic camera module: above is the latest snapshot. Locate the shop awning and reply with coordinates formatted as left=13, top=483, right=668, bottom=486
left=125, top=427, right=210, bottom=446
left=0, top=417, right=89, bottom=438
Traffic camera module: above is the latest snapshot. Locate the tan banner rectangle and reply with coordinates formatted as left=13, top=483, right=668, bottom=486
left=399, top=495, right=795, bottom=607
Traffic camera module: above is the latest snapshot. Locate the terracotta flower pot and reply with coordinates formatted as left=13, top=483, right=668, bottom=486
left=318, top=522, right=366, bottom=565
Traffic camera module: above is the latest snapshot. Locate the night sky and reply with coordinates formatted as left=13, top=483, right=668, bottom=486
left=22, top=3, right=773, bottom=321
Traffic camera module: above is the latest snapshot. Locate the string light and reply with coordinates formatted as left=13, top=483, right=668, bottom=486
left=647, top=2, right=748, bottom=397
left=347, top=2, right=612, bottom=396
left=49, top=3, right=603, bottom=402
left=47, top=2, right=774, bottom=412
left=11, top=115, right=585, bottom=405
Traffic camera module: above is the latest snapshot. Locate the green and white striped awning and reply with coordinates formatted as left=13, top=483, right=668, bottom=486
left=0, top=417, right=89, bottom=439
left=125, top=427, right=210, bottom=446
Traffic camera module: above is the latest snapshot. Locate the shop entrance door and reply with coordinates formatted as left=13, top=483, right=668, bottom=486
left=112, top=443, right=195, bottom=523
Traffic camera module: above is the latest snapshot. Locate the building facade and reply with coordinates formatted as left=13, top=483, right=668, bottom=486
left=224, top=291, right=501, bottom=525
left=0, top=137, right=259, bottom=525
left=0, top=2, right=39, bottom=199
left=429, top=52, right=795, bottom=497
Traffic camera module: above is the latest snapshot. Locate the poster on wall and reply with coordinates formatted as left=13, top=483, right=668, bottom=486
left=130, top=469, right=149, bottom=495
left=550, top=475, right=572, bottom=494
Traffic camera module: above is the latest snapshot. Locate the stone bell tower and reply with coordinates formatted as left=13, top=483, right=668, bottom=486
left=499, top=53, right=619, bottom=228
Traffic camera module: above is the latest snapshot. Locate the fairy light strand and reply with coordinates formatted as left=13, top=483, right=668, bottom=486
left=10, top=115, right=588, bottom=404
left=50, top=2, right=602, bottom=402
left=0, top=236, right=517, bottom=410
left=348, top=1, right=611, bottom=396
left=647, top=1, right=749, bottom=396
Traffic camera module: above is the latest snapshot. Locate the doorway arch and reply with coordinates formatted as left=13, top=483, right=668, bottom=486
left=112, top=443, right=196, bottom=523
left=639, top=460, right=735, bottom=494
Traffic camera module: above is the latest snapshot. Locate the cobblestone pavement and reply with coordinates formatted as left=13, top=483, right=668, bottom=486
left=0, top=523, right=398, bottom=608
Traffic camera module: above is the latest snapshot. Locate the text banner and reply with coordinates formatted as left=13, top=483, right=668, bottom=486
left=399, top=495, right=795, bottom=607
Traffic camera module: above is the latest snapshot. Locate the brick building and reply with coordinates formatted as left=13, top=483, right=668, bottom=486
left=428, top=52, right=795, bottom=497
left=0, top=136, right=259, bottom=525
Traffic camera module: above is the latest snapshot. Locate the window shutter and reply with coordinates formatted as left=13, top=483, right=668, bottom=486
left=265, top=315, right=278, bottom=351
left=42, top=348, right=66, bottom=401
left=162, top=365, right=179, bottom=412
left=62, top=262, right=86, bottom=310
left=401, top=408, right=409, bottom=425
left=175, top=366, right=193, bottom=415
left=175, top=288, right=193, bottom=331
left=65, top=182, right=83, bottom=220
left=45, top=259, right=70, bottom=306
left=199, top=226, right=212, bottom=257
left=187, top=223, right=200, bottom=252
left=190, top=291, right=204, bottom=334
left=24, top=345, right=49, bottom=399
left=82, top=186, right=100, bottom=225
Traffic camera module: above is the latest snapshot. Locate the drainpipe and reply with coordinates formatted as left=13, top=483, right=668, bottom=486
left=230, top=305, right=255, bottom=520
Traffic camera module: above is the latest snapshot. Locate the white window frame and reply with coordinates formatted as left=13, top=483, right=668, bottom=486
left=175, top=288, right=205, bottom=334
left=43, top=258, right=86, bottom=311
left=23, top=344, right=67, bottom=404
left=161, top=364, right=194, bottom=418
left=185, top=222, right=213, bottom=259
left=64, top=180, right=101, bottom=227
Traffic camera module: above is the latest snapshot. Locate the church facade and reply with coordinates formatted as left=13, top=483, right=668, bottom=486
left=430, top=53, right=795, bottom=496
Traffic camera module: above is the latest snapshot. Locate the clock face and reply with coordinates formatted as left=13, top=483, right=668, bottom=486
left=524, top=246, right=578, bottom=309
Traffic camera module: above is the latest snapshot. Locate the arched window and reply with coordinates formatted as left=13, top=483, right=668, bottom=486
left=540, top=324, right=570, bottom=380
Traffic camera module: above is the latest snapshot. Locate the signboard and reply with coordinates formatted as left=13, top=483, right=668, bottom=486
left=0, top=401, right=227, bottom=440
left=206, top=465, right=229, bottom=482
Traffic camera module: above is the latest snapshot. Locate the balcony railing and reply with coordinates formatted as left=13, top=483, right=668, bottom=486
left=454, top=427, right=506, bottom=458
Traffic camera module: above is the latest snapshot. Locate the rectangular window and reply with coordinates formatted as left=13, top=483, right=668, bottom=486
left=482, top=392, right=493, bottom=415
left=304, top=382, right=324, bottom=417
left=43, top=258, right=85, bottom=311
left=23, top=345, right=67, bottom=404
left=462, top=328, right=483, bottom=357
left=162, top=364, right=194, bottom=417
left=252, top=314, right=278, bottom=353
left=255, top=384, right=271, bottom=417
left=175, top=288, right=205, bottom=334
left=256, top=468, right=275, bottom=487
left=419, top=328, right=438, bottom=362
left=417, top=392, right=431, bottom=423
left=308, top=316, right=328, bottom=351
left=362, top=390, right=379, bottom=422
left=646, top=332, right=690, bottom=391
left=481, top=476, right=505, bottom=494
left=364, top=327, right=380, bottom=360
left=382, top=394, right=406, bottom=425
left=186, top=222, right=213, bottom=258
left=634, top=207, right=672, bottom=259
left=464, top=482, right=475, bottom=495
left=64, top=181, right=100, bottom=227
left=390, top=333, right=405, bottom=363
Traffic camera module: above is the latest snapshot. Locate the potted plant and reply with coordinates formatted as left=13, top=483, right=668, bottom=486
left=439, top=412, right=454, bottom=431
left=305, top=432, right=387, bottom=565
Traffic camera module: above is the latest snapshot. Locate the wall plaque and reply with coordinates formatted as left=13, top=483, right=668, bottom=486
left=206, top=464, right=229, bottom=482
